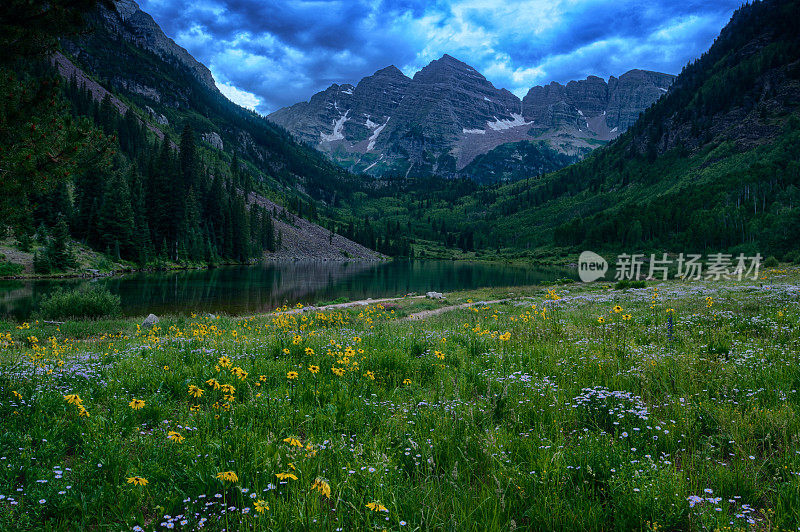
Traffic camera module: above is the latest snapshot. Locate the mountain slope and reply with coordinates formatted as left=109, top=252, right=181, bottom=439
left=49, top=0, right=381, bottom=262
left=468, top=0, right=800, bottom=257
left=269, top=56, right=674, bottom=181
left=62, top=0, right=360, bottom=207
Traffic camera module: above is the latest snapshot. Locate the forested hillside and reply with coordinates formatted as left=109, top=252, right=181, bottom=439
left=0, top=0, right=384, bottom=274
left=483, top=0, right=800, bottom=258
left=339, top=0, right=800, bottom=261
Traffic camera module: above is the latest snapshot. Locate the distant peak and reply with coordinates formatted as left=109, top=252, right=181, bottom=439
left=373, top=65, right=408, bottom=79
left=417, top=54, right=480, bottom=77
left=436, top=54, right=471, bottom=68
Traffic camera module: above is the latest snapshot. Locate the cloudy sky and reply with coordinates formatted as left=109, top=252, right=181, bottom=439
left=138, top=0, right=744, bottom=115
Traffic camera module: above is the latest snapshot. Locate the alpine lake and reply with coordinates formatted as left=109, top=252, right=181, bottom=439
left=0, top=260, right=577, bottom=320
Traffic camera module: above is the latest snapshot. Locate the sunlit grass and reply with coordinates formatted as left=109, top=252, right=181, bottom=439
left=1, top=269, right=799, bottom=530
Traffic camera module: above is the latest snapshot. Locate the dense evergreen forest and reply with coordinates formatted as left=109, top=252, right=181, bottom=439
left=6, top=60, right=279, bottom=271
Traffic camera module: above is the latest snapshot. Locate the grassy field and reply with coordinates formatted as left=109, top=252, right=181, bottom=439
left=1, top=270, right=800, bottom=530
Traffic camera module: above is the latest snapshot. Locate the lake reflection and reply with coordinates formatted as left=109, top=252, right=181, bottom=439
left=0, top=260, right=577, bottom=320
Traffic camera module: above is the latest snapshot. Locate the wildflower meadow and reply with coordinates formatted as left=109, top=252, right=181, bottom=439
left=2, top=270, right=800, bottom=530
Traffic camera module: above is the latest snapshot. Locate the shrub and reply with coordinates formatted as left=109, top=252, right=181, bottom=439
left=33, top=251, right=52, bottom=274
left=764, top=255, right=779, bottom=268
left=785, top=250, right=800, bottom=264
left=37, top=285, right=122, bottom=320
left=615, top=279, right=646, bottom=290
left=0, top=261, right=22, bottom=277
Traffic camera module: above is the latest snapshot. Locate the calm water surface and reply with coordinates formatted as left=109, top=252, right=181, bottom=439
left=0, top=260, right=577, bottom=320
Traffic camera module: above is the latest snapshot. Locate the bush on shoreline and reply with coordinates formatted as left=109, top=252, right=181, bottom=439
left=37, top=285, right=122, bottom=320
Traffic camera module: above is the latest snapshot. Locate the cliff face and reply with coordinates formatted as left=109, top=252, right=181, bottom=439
left=269, top=56, right=675, bottom=180
left=100, top=0, right=218, bottom=91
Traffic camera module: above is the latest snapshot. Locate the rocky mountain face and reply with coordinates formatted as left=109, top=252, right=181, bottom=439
left=97, top=0, right=217, bottom=92
left=58, top=0, right=380, bottom=261
left=269, top=56, right=675, bottom=180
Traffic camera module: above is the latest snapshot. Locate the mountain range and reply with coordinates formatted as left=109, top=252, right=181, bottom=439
left=268, top=55, right=675, bottom=181
left=3, top=0, right=799, bottom=273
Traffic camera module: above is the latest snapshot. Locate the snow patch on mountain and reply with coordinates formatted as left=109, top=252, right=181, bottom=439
left=367, top=117, right=389, bottom=151
left=364, top=154, right=384, bottom=171
left=321, top=110, right=349, bottom=142
left=463, top=128, right=486, bottom=135
left=486, top=113, right=530, bottom=131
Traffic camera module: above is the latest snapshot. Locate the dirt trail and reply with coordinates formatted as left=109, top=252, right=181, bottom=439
left=268, top=295, right=425, bottom=317
left=406, top=298, right=514, bottom=321
left=271, top=296, right=522, bottom=321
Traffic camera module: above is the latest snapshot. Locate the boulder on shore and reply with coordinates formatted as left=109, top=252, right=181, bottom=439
left=426, top=291, right=444, bottom=300
left=142, top=314, right=159, bottom=328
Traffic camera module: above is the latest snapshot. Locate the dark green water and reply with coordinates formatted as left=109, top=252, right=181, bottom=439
left=0, top=260, right=576, bottom=320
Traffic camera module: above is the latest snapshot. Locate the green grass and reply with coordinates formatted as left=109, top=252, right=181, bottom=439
left=1, top=269, right=799, bottom=530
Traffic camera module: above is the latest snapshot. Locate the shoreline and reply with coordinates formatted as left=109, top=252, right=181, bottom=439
left=0, top=256, right=391, bottom=281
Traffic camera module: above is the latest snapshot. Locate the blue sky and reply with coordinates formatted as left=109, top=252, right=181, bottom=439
left=138, top=0, right=744, bottom=115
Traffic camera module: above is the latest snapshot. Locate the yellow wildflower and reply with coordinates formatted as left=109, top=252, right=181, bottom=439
left=126, top=476, right=148, bottom=486
left=63, top=394, right=82, bottom=405
left=366, top=502, right=388, bottom=512
left=216, top=471, right=238, bottom=483
left=129, top=399, right=145, bottom=410
left=231, top=367, right=248, bottom=380
left=311, top=478, right=331, bottom=499
left=167, top=431, right=185, bottom=443
left=188, top=385, right=203, bottom=398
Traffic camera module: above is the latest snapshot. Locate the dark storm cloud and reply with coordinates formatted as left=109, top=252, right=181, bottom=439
left=137, top=0, right=745, bottom=114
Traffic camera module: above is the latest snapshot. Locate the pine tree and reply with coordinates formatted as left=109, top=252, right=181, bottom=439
left=179, top=124, right=197, bottom=192
left=97, top=171, right=135, bottom=259
left=130, top=169, right=152, bottom=265
left=47, top=215, right=74, bottom=270
left=180, top=186, right=203, bottom=261
left=206, top=174, right=227, bottom=251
